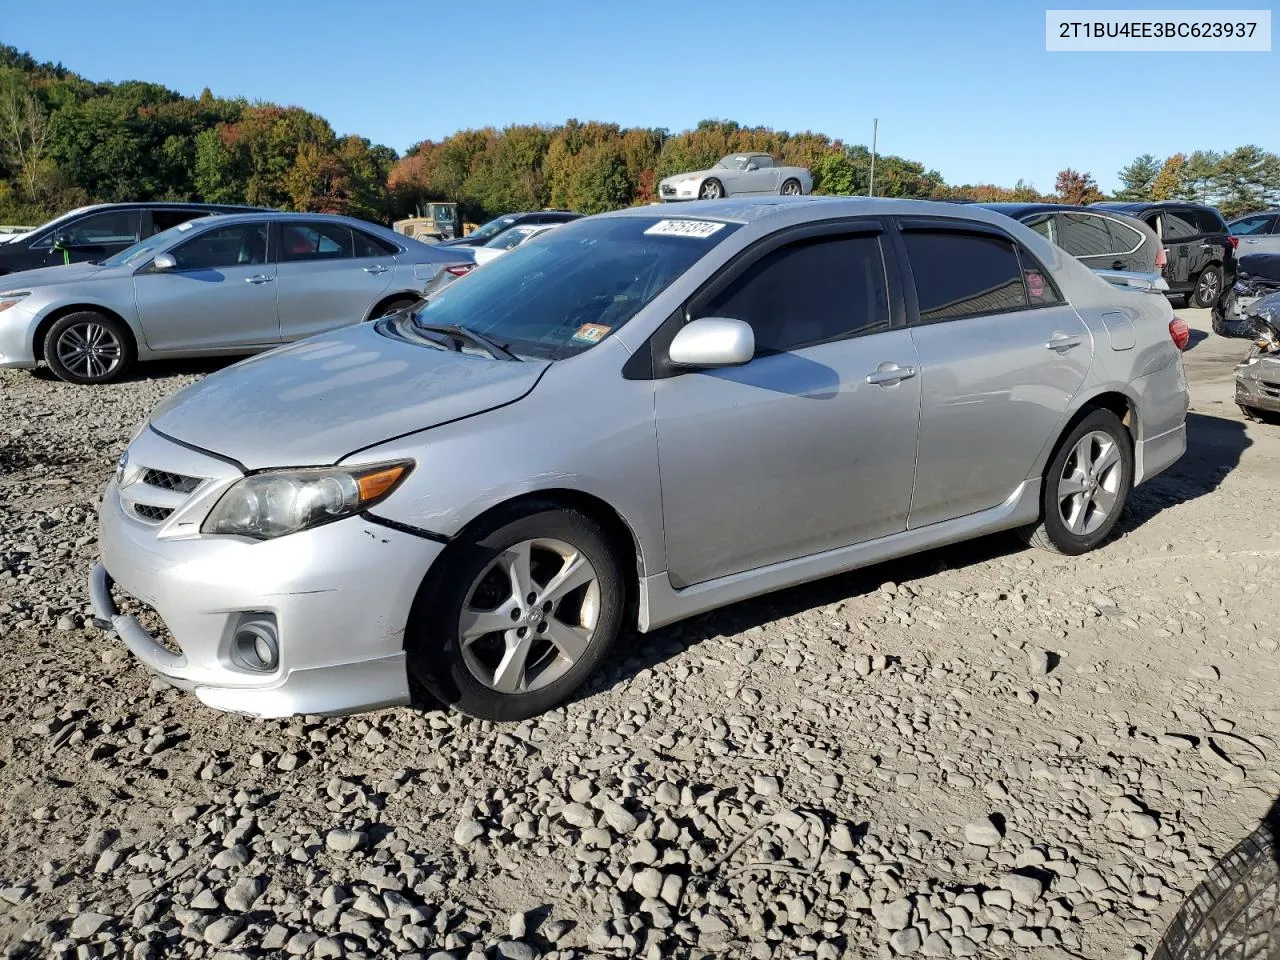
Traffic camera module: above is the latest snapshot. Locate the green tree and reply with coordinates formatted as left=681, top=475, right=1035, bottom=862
left=1115, top=154, right=1160, bottom=201
left=1205, top=146, right=1280, bottom=218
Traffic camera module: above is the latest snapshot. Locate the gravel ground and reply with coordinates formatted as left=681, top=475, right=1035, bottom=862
left=1, top=310, right=1278, bottom=960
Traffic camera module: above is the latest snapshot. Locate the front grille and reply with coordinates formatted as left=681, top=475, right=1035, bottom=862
left=134, top=504, right=174, bottom=523
left=142, top=468, right=201, bottom=494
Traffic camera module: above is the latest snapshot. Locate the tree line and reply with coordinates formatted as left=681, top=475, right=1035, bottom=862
left=2, top=43, right=1278, bottom=229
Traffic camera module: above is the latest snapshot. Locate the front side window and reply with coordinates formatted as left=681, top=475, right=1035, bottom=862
left=903, top=230, right=1028, bottom=322
left=697, top=233, right=889, bottom=354
left=1230, top=215, right=1274, bottom=236
left=1058, top=213, right=1114, bottom=258
left=170, top=223, right=268, bottom=270
left=56, top=210, right=141, bottom=248
left=752, top=156, right=774, bottom=168
left=280, top=222, right=355, bottom=262
left=405, top=216, right=740, bottom=361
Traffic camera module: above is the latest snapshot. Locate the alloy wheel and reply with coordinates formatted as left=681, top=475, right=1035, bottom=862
left=1056, top=430, right=1123, bottom=536
left=1198, top=270, right=1220, bottom=303
left=700, top=181, right=722, bottom=200
left=458, top=537, right=600, bottom=694
left=55, top=322, right=123, bottom=380
left=782, top=180, right=801, bottom=195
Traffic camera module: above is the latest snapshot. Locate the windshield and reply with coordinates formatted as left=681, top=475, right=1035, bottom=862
left=408, top=216, right=741, bottom=361
left=714, top=155, right=752, bottom=170
left=102, top=220, right=202, bottom=267
left=429, top=204, right=456, bottom=224
left=467, top=216, right=519, bottom=242
left=485, top=225, right=544, bottom=250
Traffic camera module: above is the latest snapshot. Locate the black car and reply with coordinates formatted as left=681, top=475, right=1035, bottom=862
left=437, top=210, right=583, bottom=248
left=980, top=203, right=1162, bottom=275
left=1091, top=201, right=1237, bottom=308
left=0, top=201, right=269, bottom=276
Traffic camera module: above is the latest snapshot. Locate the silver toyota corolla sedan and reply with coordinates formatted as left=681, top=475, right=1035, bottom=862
left=0, top=212, right=472, bottom=384
left=90, top=197, right=1189, bottom=722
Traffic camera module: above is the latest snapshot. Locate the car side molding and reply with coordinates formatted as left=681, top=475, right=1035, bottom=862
left=636, top=479, right=1042, bottom=632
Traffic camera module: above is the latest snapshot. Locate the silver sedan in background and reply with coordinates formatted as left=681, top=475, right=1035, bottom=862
left=90, top=198, right=1189, bottom=724
left=0, top=212, right=474, bottom=383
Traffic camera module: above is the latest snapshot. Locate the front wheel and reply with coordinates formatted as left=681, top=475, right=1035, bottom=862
left=1019, top=409, right=1133, bottom=555
left=408, top=506, right=625, bottom=720
left=43, top=311, right=134, bottom=384
left=699, top=179, right=724, bottom=200
left=1191, top=264, right=1224, bottom=309
left=780, top=178, right=802, bottom=196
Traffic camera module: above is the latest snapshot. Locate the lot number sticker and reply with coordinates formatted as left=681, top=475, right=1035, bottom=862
left=644, top=219, right=726, bottom=239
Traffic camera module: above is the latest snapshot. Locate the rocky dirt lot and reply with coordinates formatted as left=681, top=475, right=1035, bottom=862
left=1, top=310, right=1278, bottom=960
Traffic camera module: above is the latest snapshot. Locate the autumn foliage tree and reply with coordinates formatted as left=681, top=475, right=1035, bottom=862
left=1054, top=168, right=1104, bottom=205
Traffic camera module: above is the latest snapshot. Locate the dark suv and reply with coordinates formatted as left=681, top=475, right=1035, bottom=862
left=1091, top=201, right=1236, bottom=308
left=979, top=203, right=1162, bottom=274
left=437, top=210, right=582, bottom=248
left=0, top=201, right=268, bottom=276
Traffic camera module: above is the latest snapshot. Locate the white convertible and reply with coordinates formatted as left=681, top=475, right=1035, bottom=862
left=658, top=153, right=813, bottom=202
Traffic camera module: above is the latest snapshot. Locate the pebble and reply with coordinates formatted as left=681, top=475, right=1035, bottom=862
left=1000, top=872, right=1044, bottom=907
left=325, top=828, right=368, bottom=853
left=964, top=815, right=1003, bottom=846
left=70, top=912, right=112, bottom=939
left=873, top=897, right=914, bottom=931
left=453, top=819, right=484, bottom=846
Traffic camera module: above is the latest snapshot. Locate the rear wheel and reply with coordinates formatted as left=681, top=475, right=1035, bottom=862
left=408, top=506, right=625, bottom=720
left=371, top=297, right=420, bottom=320
left=1020, top=409, right=1133, bottom=555
left=43, top=311, right=134, bottom=384
left=780, top=178, right=802, bottom=196
left=1191, top=264, right=1224, bottom=308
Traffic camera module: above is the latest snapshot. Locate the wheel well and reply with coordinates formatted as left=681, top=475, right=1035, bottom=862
left=1076, top=391, right=1135, bottom=440
left=33, top=304, right=137, bottom=362
left=368, top=291, right=423, bottom=321
left=435, top=489, right=644, bottom=630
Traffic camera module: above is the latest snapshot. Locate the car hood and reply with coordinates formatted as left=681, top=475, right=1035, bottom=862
left=0, top=260, right=121, bottom=289
left=148, top=322, right=551, bottom=470
left=660, top=169, right=726, bottom=186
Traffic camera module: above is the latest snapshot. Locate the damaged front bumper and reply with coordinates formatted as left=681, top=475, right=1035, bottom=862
left=1236, top=352, right=1280, bottom=414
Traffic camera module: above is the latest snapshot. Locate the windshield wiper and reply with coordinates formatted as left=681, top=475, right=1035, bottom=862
left=413, top=322, right=519, bottom=361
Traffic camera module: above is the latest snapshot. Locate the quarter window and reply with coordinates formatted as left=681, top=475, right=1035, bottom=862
left=1018, top=248, right=1064, bottom=308
left=352, top=229, right=396, bottom=258
left=170, top=223, right=268, bottom=270
left=1022, top=214, right=1057, bottom=244
left=902, top=230, right=1028, bottom=322
left=1161, top=209, right=1199, bottom=240
left=697, top=233, right=890, bottom=354
left=1105, top=218, right=1143, bottom=253
left=280, top=222, right=356, bottom=262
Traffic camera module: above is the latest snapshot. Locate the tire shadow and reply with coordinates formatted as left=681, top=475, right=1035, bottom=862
left=30, top=354, right=243, bottom=384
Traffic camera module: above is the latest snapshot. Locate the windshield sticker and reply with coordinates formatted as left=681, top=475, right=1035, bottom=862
left=572, top=323, right=612, bottom=344
left=644, top=219, right=727, bottom=239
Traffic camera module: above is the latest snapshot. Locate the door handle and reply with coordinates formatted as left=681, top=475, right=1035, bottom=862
left=1199, top=243, right=1214, bottom=250
left=245, top=274, right=273, bottom=284
left=362, top=264, right=389, bottom=275
left=1245, top=238, right=1259, bottom=244
left=1046, top=332, right=1082, bottom=350
left=865, top=362, right=916, bottom=385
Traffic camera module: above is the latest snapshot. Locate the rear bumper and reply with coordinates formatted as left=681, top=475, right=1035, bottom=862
left=1134, top=423, right=1186, bottom=484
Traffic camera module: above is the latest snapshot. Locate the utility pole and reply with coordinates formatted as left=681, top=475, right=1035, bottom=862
left=869, top=118, right=878, bottom=197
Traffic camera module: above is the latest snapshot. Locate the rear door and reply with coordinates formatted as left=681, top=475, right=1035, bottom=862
left=1161, top=207, right=1203, bottom=286
left=896, top=220, right=1092, bottom=528
left=133, top=221, right=280, bottom=351
left=1231, top=214, right=1280, bottom=255
left=274, top=220, right=396, bottom=340
left=653, top=222, right=921, bottom=586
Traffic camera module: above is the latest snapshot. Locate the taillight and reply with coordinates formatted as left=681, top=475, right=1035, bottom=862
left=1228, top=236, right=1239, bottom=250
left=1169, top=316, right=1190, bottom=351
left=445, top=264, right=475, bottom=277
left=1155, top=246, right=1167, bottom=269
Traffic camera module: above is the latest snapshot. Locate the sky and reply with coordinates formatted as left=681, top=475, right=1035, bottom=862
left=4, top=0, right=1277, bottom=193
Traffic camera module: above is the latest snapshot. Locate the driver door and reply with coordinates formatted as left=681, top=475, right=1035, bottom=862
left=134, top=221, right=281, bottom=352
left=739, top=157, right=778, bottom=194
left=33, top=209, right=142, bottom=267
left=653, top=223, right=921, bottom=587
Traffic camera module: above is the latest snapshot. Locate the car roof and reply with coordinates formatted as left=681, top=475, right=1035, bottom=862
left=67, top=201, right=268, bottom=212
left=606, top=195, right=1061, bottom=228
left=978, top=202, right=1155, bottom=231
left=1092, top=200, right=1213, bottom=212
left=1230, top=210, right=1280, bottom=220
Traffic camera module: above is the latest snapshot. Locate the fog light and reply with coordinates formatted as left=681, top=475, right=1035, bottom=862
left=231, top=616, right=278, bottom=672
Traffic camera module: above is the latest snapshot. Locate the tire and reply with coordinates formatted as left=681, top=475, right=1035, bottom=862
left=698, top=179, right=724, bottom=200
left=407, top=505, right=625, bottom=720
left=371, top=297, right=420, bottom=320
left=780, top=178, right=802, bottom=196
left=1239, top=403, right=1280, bottom=424
left=1191, top=264, right=1224, bottom=309
left=42, top=311, right=134, bottom=385
left=1019, top=409, right=1134, bottom=555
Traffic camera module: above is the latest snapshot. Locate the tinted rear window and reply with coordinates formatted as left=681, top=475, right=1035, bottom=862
left=1193, top=209, right=1226, bottom=234
left=903, top=231, right=1028, bottom=321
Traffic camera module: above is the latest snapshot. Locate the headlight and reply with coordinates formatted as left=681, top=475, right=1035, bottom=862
left=0, top=291, right=30, bottom=313
left=202, top=461, right=413, bottom=539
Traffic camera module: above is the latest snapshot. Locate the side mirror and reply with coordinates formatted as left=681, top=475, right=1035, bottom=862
left=52, top=232, right=72, bottom=250
left=152, top=253, right=177, bottom=272
left=669, top=317, right=754, bottom=368
left=745, top=162, right=759, bottom=171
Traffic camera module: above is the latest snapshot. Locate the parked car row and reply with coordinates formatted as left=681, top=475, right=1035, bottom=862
left=86, top=197, right=1191, bottom=721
